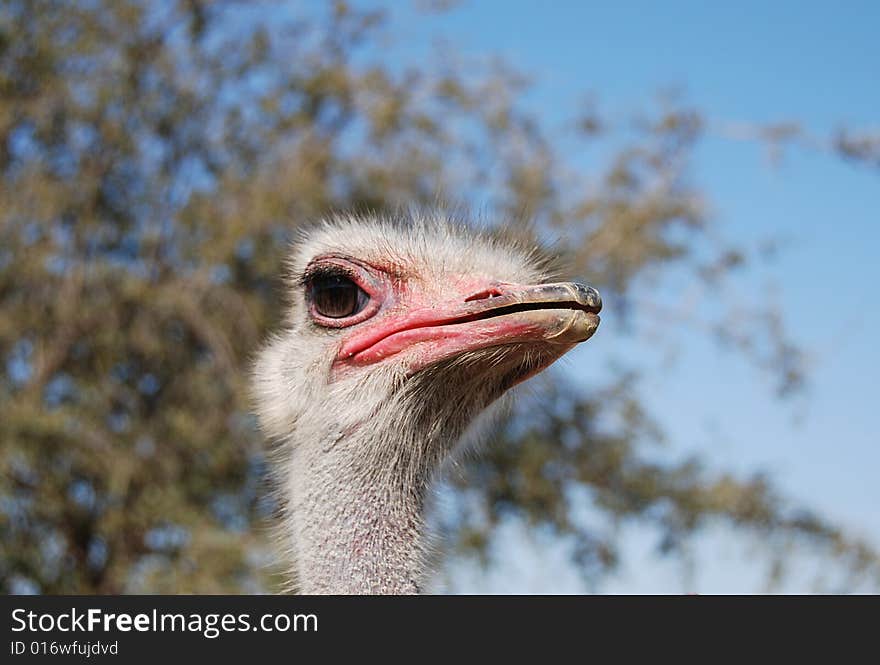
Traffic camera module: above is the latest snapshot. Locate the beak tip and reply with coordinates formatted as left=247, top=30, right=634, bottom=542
left=573, top=282, right=602, bottom=314
left=588, top=287, right=602, bottom=314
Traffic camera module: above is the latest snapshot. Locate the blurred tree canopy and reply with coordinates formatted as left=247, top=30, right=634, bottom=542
left=1, top=0, right=878, bottom=593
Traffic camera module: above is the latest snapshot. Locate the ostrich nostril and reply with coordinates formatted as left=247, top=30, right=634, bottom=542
left=464, top=287, right=504, bottom=302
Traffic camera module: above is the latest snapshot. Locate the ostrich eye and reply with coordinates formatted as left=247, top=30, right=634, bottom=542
left=309, top=274, right=368, bottom=319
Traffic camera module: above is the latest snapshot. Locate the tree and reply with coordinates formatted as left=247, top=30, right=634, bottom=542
left=1, top=0, right=877, bottom=593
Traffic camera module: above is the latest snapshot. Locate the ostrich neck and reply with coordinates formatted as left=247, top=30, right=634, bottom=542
left=282, top=368, right=504, bottom=594
left=285, top=432, right=432, bottom=594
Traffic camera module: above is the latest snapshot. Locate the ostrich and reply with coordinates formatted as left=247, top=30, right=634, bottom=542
left=251, top=211, right=602, bottom=594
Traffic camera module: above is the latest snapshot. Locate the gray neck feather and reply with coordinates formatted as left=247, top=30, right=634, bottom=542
left=275, top=349, right=527, bottom=594
left=285, top=436, right=429, bottom=594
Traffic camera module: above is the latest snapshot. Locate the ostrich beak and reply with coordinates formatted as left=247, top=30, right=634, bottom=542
left=337, top=281, right=602, bottom=371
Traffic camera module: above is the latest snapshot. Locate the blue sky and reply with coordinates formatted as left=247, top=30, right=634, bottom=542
left=363, top=1, right=880, bottom=592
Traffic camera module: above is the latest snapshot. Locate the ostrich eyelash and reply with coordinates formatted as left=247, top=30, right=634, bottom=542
left=299, top=264, right=357, bottom=287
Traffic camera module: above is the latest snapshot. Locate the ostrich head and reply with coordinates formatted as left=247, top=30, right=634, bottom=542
left=252, top=211, right=601, bottom=594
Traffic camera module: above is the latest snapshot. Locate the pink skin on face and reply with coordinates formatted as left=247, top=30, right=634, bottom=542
left=332, top=276, right=600, bottom=374
left=341, top=310, right=557, bottom=366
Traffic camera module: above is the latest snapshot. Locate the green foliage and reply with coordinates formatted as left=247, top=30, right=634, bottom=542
left=1, top=0, right=877, bottom=593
